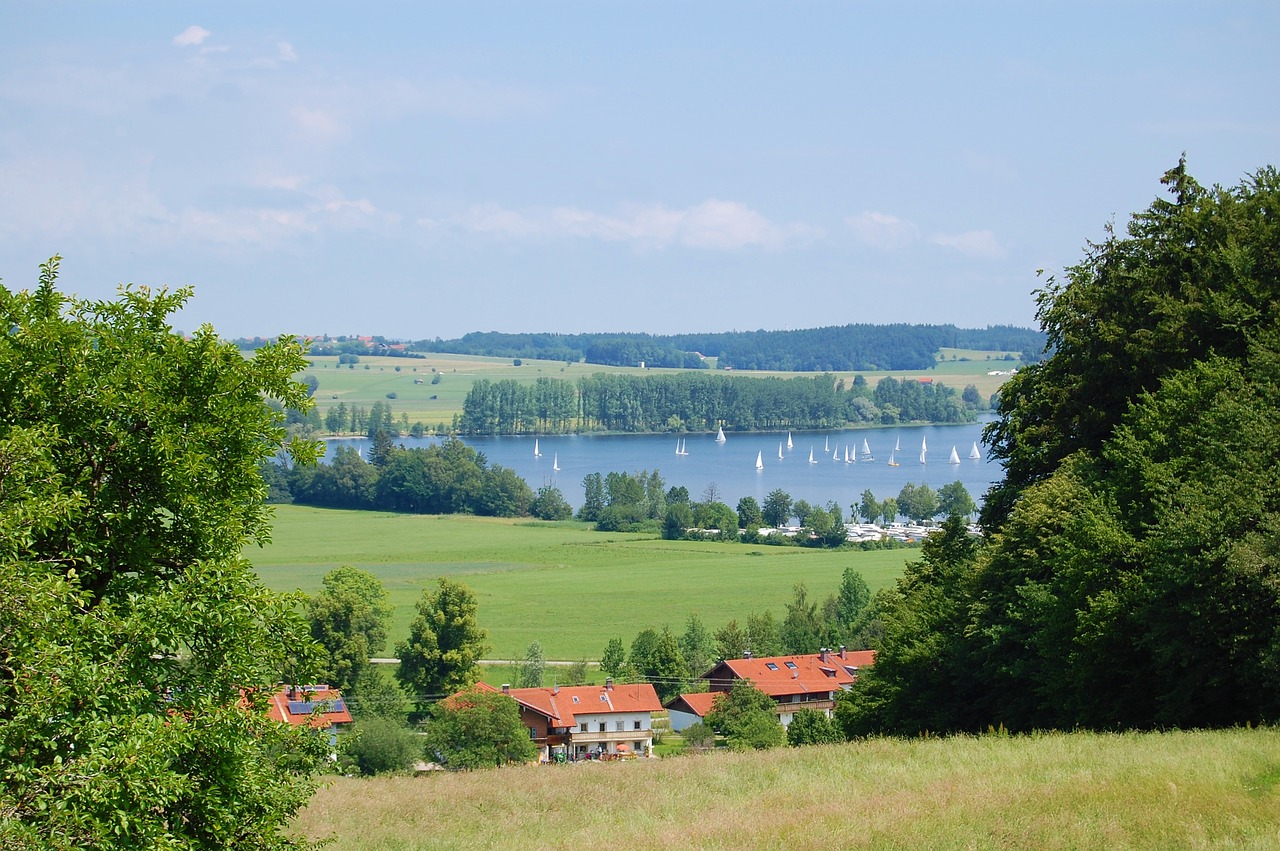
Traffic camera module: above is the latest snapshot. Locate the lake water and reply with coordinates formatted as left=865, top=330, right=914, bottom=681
left=322, top=418, right=1001, bottom=512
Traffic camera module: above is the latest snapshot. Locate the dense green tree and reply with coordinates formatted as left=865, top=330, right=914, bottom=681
left=308, top=566, right=393, bottom=694
left=793, top=499, right=814, bottom=527
left=648, top=628, right=692, bottom=703
left=937, top=481, right=976, bottom=520
left=662, top=501, right=694, bottom=540
left=628, top=629, right=661, bottom=677
left=395, top=578, right=489, bottom=711
left=836, top=567, right=872, bottom=640
left=515, top=641, right=546, bottom=689
left=745, top=611, right=784, bottom=657
left=736, top=496, right=764, bottom=530
left=896, top=482, right=939, bottom=524
left=422, top=689, right=538, bottom=769
left=0, top=258, right=327, bottom=849
left=856, top=489, right=880, bottom=524
left=762, top=489, right=793, bottom=528
left=714, top=620, right=748, bottom=661
left=578, top=472, right=605, bottom=522
left=341, top=718, right=422, bottom=776
left=600, top=638, right=628, bottom=678
left=786, top=709, right=844, bottom=746
left=681, top=720, right=717, bottom=750
left=350, top=668, right=411, bottom=721
left=679, top=613, right=718, bottom=678
left=781, top=584, right=822, bottom=654
left=705, top=681, right=785, bottom=751
left=693, top=500, right=739, bottom=540
left=879, top=497, right=898, bottom=525
left=530, top=484, right=573, bottom=520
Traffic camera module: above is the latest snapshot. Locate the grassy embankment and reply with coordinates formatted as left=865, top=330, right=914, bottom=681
left=251, top=505, right=916, bottom=663
left=292, top=727, right=1280, bottom=850
left=299, top=348, right=1019, bottom=432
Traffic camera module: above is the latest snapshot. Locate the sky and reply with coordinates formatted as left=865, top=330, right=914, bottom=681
left=1, top=2, right=1276, bottom=341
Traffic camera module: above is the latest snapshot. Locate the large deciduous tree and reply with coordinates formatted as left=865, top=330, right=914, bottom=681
left=395, top=578, right=489, bottom=710
left=422, top=689, right=537, bottom=769
left=0, top=258, right=326, bottom=849
left=308, top=565, right=393, bottom=694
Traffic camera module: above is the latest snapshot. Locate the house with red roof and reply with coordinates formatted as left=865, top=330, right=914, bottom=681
left=265, top=684, right=353, bottom=747
left=467, top=678, right=662, bottom=762
left=673, top=646, right=875, bottom=729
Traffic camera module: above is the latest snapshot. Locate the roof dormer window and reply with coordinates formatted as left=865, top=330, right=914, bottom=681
left=766, top=663, right=779, bottom=670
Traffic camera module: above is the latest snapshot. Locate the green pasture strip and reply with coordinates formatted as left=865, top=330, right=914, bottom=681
left=292, top=727, right=1280, bottom=850
left=298, top=352, right=1018, bottom=433
left=252, top=505, right=915, bottom=660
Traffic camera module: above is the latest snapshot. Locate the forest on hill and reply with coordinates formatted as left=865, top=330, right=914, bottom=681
left=412, top=324, right=1046, bottom=371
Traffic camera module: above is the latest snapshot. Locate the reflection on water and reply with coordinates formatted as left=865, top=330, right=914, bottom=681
left=324, top=419, right=1001, bottom=511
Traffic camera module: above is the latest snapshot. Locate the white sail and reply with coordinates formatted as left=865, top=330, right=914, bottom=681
left=534, top=439, right=541, bottom=458
left=833, top=447, right=839, bottom=461
left=850, top=444, right=857, bottom=463
left=862, top=438, right=873, bottom=459
left=787, top=432, right=793, bottom=450
left=888, top=451, right=899, bottom=467
left=716, top=426, right=726, bottom=443
left=809, top=448, right=816, bottom=464
left=895, top=436, right=901, bottom=452
left=970, top=441, right=981, bottom=460
left=920, top=436, right=927, bottom=465
left=778, top=442, right=784, bottom=461
left=755, top=451, right=764, bottom=470
left=844, top=445, right=850, bottom=463
left=552, top=453, right=560, bottom=472
left=824, top=436, right=830, bottom=452
left=949, top=446, right=961, bottom=464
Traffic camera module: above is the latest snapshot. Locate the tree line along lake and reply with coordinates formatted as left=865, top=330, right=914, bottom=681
left=322, top=418, right=999, bottom=514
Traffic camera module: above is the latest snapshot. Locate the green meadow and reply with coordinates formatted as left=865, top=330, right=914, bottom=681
left=293, top=727, right=1280, bottom=850
left=299, top=350, right=1020, bottom=432
left=251, top=504, right=916, bottom=661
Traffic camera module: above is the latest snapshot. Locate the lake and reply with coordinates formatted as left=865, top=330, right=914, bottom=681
left=322, top=419, right=1001, bottom=513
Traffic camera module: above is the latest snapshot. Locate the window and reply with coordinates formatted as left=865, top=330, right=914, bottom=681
left=528, top=727, right=536, bottom=739
left=599, top=722, right=607, bottom=733
left=633, top=720, right=642, bottom=730
left=615, top=721, right=623, bottom=732
left=766, top=662, right=779, bottom=670
left=784, top=661, right=798, bottom=670
left=579, top=723, right=587, bottom=732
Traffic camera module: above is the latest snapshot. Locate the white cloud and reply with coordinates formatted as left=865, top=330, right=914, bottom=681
left=931, top=230, right=1006, bottom=259
left=173, top=26, right=211, bottom=47
left=846, top=211, right=920, bottom=250
left=437, top=200, right=818, bottom=250
left=276, top=42, right=298, bottom=62
left=289, top=106, right=348, bottom=142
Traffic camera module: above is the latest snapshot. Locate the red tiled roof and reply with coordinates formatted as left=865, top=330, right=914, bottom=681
left=666, top=691, right=720, bottom=718
left=266, top=685, right=353, bottom=728
left=497, top=682, right=662, bottom=728
left=703, top=650, right=876, bottom=698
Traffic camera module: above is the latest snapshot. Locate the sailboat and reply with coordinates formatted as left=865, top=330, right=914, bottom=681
left=844, top=445, right=850, bottom=464
left=894, top=436, right=901, bottom=453
left=676, top=438, right=689, bottom=456
left=755, top=451, right=764, bottom=470
left=970, top=441, right=981, bottom=460
left=920, top=436, right=927, bottom=465
left=778, top=442, right=784, bottom=461
left=887, top=450, right=899, bottom=467
left=809, top=448, right=817, bottom=464
left=787, top=432, right=793, bottom=450
left=824, top=436, right=830, bottom=452
left=534, top=439, right=541, bottom=458
left=949, top=446, right=961, bottom=464
left=833, top=447, right=839, bottom=461
left=716, top=426, right=726, bottom=443
left=552, top=453, right=560, bottom=472
left=862, top=438, right=873, bottom=461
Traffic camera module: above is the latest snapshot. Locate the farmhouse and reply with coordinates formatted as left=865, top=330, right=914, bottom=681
left=473, top=679, right=663, bottom=762
left=265, top=684, right=353, bottom=745
left=679, top=647, right=876, bottom=729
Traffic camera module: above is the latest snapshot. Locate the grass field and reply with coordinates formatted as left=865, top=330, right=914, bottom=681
left=299, top=350, right=1022, bottom=432
left=250, top=505, right=917, bottom=661
left=291, top=727, right=1280, bottom=849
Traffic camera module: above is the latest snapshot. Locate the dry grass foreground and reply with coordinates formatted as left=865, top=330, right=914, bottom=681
left=293, top=727, right=1280, bottom=850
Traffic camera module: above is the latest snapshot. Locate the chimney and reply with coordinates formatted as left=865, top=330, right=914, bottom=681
left=839, top=645, right=847, bottom=660
left=501, top=683, right=510, bottom=694
left=743, top=650, right=753, bottom=659
left=605, top=677, right=614, bottom=690
left=553, top=685, right=559, bottom=694
left=819, top=648, right=829, bottom=662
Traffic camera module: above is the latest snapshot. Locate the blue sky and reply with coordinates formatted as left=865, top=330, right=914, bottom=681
left=1, top=2, right=1275, bottom=340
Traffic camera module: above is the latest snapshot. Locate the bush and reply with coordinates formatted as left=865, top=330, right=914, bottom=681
left=341, top=718, right=422, bottom=776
